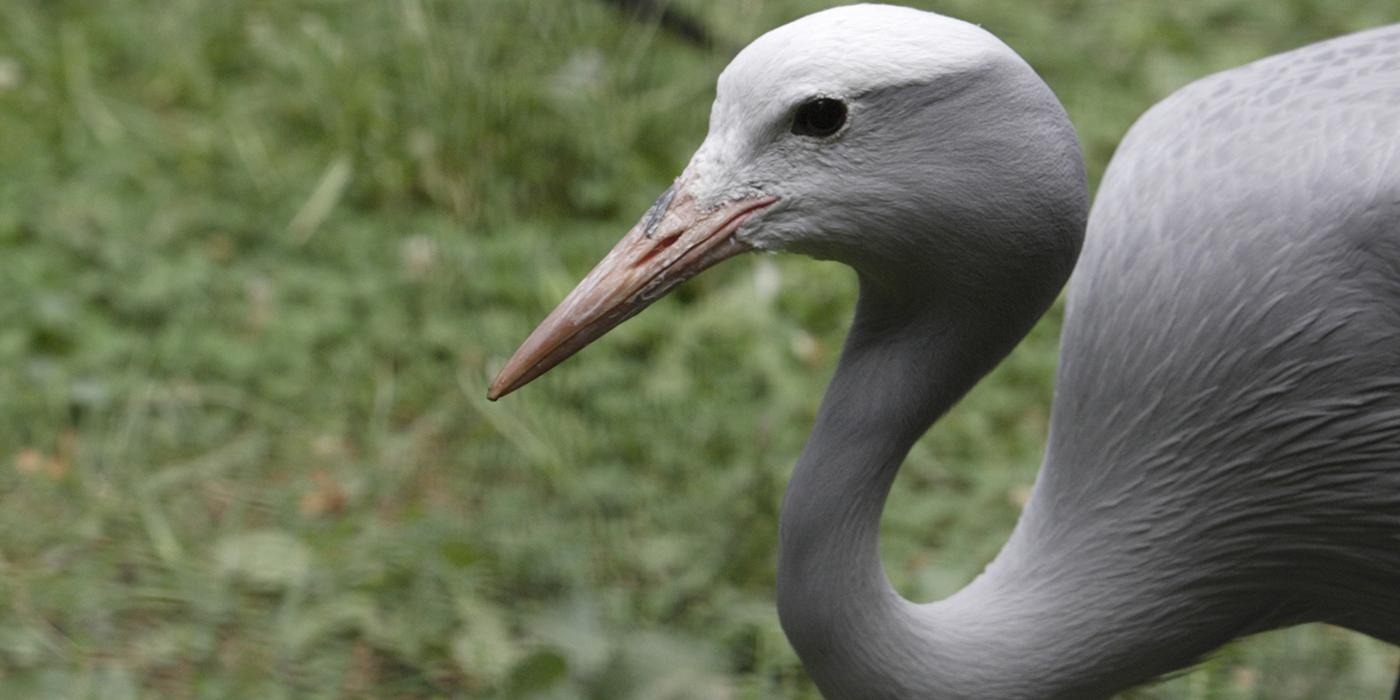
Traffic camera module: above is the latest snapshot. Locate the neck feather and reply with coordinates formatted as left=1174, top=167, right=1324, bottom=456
left=775, top=276, right=1008, bottom=697
left=773, top=275, right=1236, bottom=699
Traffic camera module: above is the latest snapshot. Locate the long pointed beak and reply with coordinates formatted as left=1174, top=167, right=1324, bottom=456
left=488, top=186, right=777, bottom=400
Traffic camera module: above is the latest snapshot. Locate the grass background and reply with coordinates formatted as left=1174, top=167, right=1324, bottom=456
left=2, top=0, right=1398, bottom=697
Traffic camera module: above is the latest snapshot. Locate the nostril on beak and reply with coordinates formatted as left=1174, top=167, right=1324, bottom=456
left=634, top=232, right=683, bottom=267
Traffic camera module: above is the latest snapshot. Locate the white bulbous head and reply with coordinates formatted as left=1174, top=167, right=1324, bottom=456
left=689, top=4, right=1087, bottom=292
left=489, top=4, right=1088, bottom=400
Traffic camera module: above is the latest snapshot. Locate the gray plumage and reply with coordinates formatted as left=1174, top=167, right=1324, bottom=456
left=987, top=22, right=1400, bottom=694
left=770, top=12, right=1400, bottom=699
left=490, top=5, right=1400, bottom=697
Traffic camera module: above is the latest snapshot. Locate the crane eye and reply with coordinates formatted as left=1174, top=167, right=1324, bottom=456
left=791, top=98, right=847, bottom=138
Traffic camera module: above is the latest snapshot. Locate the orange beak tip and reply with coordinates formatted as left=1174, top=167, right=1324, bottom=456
left=488, top=380, right=521, bottom=400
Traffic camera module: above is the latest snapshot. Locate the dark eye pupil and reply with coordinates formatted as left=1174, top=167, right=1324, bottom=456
left=793, top=98, right=847, bottom=137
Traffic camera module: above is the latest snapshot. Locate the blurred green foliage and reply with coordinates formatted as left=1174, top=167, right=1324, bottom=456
left=1, top=0, right=1397, bottom=698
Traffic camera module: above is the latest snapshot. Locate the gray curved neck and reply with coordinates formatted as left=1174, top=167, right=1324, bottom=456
left=775, top=278, right=997, bottom=697
left=773, top=303, right=932, bottom=696
left=772, top=277, right=1212, bottom=699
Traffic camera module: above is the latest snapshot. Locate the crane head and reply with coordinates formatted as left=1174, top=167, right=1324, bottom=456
left=488, top=4, right=1085, bottom=400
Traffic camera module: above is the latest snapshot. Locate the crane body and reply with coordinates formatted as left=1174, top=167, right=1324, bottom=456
left=490, top=6, right=1400, bottom=697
